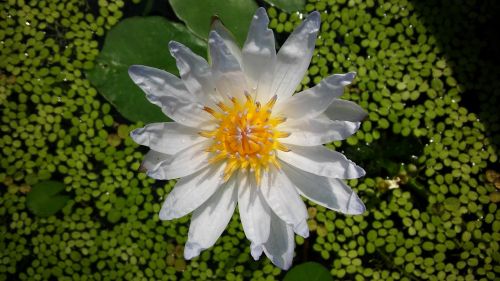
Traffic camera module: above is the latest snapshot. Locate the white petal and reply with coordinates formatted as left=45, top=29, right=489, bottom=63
left=260, top=168, right=309, bottom=238
left=209, top=31, right=248, bottom=102
left=156, top=96, right=212, bottom=128
left=147, top=141, right=211, bottom=180
left=128, top=65, right=194, bottom=102
left=130, top=122, right=204, bottom=154
left=128, top=65, right=211, bottom=127
left=242, top=7, right=276, bottom=102
left=169, top=41, right=217, bottom=105
left=263, top=210, right=295, bottom=270
left=210, top=18, right=242, bottom=66
left=280, top=115, right=360, bottom=146
left=324, top=99, right=368, bottom=122
left=283, top=163, right=365, bottom=214
left=274, top=72, right=356, bottom=119
left=237, top=173, right=271, bottom=260
left=159, top=164, right=225, bottom=220
left=140, top=150, right=170, bottom=172
left=250, top=242, right=264, bottom=261
left=184, top=175, right=238, bottom=259
left=270, top=11, right=320, bottom=101
left=277, top=145, right=365, bottom=179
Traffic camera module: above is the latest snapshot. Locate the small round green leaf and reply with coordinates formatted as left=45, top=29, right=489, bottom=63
left=283, top=262, right=333, bottom=281
left=444, top=197, right=460, bottom=211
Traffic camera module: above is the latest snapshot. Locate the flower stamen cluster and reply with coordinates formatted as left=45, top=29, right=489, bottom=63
left=200, top=92, right=289, bottom=184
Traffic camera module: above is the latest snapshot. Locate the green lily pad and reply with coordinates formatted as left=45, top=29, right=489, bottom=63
left=169, top=0, right=257, bottom=46
left=87, top=17, right=207, bottom=123
left=26, top=181, right=71, bottom=217
left=263, top=0, right=305, bottom=12
left=283, top=262, right=333, bottom=281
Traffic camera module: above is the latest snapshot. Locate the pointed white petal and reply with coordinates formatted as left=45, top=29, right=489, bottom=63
left=209, top=31, right=248, bottom=101
left=154, top=96, right=212, bottom=129
left=283, top=163, right=365, bottom=214
left=274, top=72, right=356, bottom=119
left=184, top=175, right=238, bottom=259
left=324, top=99, right=368, bottom=122
left=270, top=11, right=320, bottom=101
left=242, top=7, right=276, bottom=102
left=238, top=174, right=271, bottom=258
left=159, top=164, right=225, bottom=220
left=263, top=210, right=295, bottom=270
left=260, top=168, right=309, bottom=238
left=128, top=65, right=211, bottom=127
left=169, top=41, right=218, bottom=105
left=130, top=122, right=204, bottom=154
left=147, top=141, right=211, bottom=180
left=183, top=243, right=202, bottom=260
left=128, top=65, right=194, bottom=102
left=250, top=242, right=264, bottom=260
left=140, top=150, right=171, bottom=172
left=211, top=18, right=242, bottom=66
left=280, top=115, right=360, bottom=146
left=277, top=145, right=365, bottom=179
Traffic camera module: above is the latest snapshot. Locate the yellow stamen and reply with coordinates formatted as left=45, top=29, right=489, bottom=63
left=244, top=91, right=253, bottom=103
left=208, top=152, right=227, bottom=164
left=223, top=160, right=240, bottom=181
left=273, top=116, right=287, bottom=125
left=198, top=131, right=216, bottom=138
left=199, top=94, right=291, bottom=182
left=203, top=106, right=221, bottom=119
left=275, top=131, right=291, bottom=138
left=216, top=102, right=229, bottom=112
left=270, top=156, right=281, bottom=170
left=276, top=143, right=291, bottom=152
left=266, top=95, right=278, bottom=109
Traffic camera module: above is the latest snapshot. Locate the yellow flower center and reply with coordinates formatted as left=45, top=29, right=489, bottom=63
left=199, top=93, right=290, bottom=184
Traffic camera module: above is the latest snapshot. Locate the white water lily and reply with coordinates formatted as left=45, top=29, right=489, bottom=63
left=129, top=7, right=366, bottom=270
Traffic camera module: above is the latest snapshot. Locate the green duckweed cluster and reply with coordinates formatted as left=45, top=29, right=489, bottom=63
left=1, top=0, right=499, bottom=280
